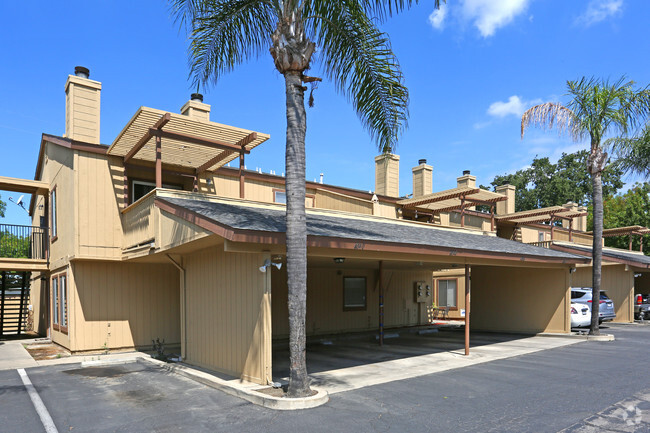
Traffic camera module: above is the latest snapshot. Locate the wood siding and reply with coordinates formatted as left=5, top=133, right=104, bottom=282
left=471, top=266, right=570, bottom=334
left=70, top=261, right=180, bottom=352
left=571, top=265, right=634, bottom=323
left=272, top=264, right=434, bottom=338
left=184, top=247, right=271, bottom=384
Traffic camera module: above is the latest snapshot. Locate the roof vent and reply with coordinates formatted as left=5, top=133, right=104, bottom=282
left=74, top=66, right=90, bottom=79
left=463, top=170, right=471, bottom=175
left=418, top=159, right=427, bottom=165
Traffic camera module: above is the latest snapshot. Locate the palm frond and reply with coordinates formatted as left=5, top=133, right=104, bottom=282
left=350, top=1, right=441, bottom=22
left=171, top=0, right=276, bottom=87
left=521, top=102, right=580, bottom=141
left=611, top=123, right=650, bottom=179
left=304, top=0, right=414, bottom=152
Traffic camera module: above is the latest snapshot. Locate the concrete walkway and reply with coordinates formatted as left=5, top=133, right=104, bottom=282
left=305, top=334, right=585, bottom=394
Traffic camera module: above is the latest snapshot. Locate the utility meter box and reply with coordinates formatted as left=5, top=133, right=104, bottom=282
left=414, top=281, right=430, bottom=303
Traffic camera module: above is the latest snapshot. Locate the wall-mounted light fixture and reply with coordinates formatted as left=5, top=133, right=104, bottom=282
left=259, top=258, right=281, bottom=273
left=569, top=267, right=577, bottom=274
left=333, top=257, right=345, bottom=264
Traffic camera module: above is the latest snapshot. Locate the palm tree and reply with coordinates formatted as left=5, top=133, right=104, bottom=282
left=521, top=77, right=650, bottom=335
left=172, top=0, right=441, bottom=396
left=613, top=123, right=650, bottom=179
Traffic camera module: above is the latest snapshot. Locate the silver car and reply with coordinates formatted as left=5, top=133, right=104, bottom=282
left=571, top=288, right=616, bottom=323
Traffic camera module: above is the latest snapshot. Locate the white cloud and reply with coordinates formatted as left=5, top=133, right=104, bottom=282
left=461, top=0, right=531, bottom=37
left=576, top=0, right=623, bottom=27
left=428, top=3, right=447, bottom=30
left=487, top=95, right=529, bottom=118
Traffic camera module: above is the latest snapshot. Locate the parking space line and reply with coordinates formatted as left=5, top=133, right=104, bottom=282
left=17, top=368, right=59, bottom=433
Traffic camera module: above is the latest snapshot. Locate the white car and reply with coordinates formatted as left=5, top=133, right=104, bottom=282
left=571, top=302, right=591, bottom=328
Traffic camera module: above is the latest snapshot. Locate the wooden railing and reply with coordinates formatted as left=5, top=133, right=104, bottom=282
left=121, top=193, right=158, bottom=250
left=0, top=224, right=48, bottom=260
left=527, top=240, right=553, bottom=249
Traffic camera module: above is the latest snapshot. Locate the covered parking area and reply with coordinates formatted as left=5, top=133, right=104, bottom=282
left=155, top=193, right=588, bottom=385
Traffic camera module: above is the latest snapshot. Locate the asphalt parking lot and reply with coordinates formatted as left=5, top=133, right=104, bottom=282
left=2, top=323, right=650, bottom=433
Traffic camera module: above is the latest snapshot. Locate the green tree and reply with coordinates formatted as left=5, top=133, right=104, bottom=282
left=0, top=231, right=30, bottom=258
left=0, top=194, right=6, bottom=218
left=602, top=183, right=650, bottom=253
left=521, top=77, right=650, bottom=335
left=172, top=0, right=441, bottom=396
left=488, top=150, right=624, bottom=212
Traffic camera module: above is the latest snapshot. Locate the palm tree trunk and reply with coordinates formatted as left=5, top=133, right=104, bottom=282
left=589, top=171, right=603, bottom=335
left=283, top=70, right=311, bottom=397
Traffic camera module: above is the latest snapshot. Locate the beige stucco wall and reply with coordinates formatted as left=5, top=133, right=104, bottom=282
left=570, top=264, right=634, bottom=323
left=272, top=264, right=435, bottom=338
left=471, top=266, right=570, bottom=334
left=69, top=261, right=180, bottom=352
left=183, top=246, right=271, bottom=385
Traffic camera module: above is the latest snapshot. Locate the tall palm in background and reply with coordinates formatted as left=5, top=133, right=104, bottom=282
left=172, top=0, right=441, bottom=396
left=613, top=123, right=650, bottom=179
left=521, top=77, right=650, bottom=335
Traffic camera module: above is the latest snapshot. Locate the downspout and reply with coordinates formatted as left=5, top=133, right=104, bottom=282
left=166, top=254, right=186, bottom=360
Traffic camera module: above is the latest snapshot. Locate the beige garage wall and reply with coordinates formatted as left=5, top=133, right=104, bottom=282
left=183, top=246, right=271, bottom=385
left=570, top=264, right=634, bottom=323
left=471, top=266, right=570, bottom=334
left=272, top=265, right=435, bottom=338
left=71, top=261, right=180, bottom=352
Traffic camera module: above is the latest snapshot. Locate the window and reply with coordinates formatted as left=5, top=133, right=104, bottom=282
left=51, top=273, right=68, bottom=334
left=50, top=187, right=57, bottom=241
left=343, top=277, right=366, bottom=310
left=274, top=190, right=286, bottom=204
left=131, top=180, right=182, bottom=203
left=538, top=231, right=545, bottom=242
left=437, top=279, right=457, bottom=308
left=52, top=276, right=59, bottom=327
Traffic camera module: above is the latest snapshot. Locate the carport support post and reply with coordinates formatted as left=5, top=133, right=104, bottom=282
left=464, top=264, right=471, bottom=356
left=155, top=134, right=162, bottom=188
left=379, top=260, right=384, bottom=346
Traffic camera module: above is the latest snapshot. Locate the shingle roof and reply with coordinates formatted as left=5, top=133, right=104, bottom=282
left=552, top=241, right=650, bottom=267
left=161, top=197, right=587, bottom=262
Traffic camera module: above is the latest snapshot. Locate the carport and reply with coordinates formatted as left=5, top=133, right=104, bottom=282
left=156, top=194, right=589, bottom=385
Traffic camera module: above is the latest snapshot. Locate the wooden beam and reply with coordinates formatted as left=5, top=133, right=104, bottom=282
left=149, top=129, right=251, bottom=154
left=379, top=260, right=384, bottom=347
left=124, top=113, right=170, bottom=163
left=155, top=135, right=162, bottom=188
left=464, top=268, right=470, bottom=354
left=490, top=204, right=495, bottom=232
left=196, top=151, right=234, bottom=174
left=239, top=152, right=245, bottom=199
left=460, top=197, right=466, bottom=228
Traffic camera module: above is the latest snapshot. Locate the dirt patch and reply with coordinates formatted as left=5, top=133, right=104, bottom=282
left=24, top=343, right=70, bottom=361
left=255, top=385, right=318, bottom=398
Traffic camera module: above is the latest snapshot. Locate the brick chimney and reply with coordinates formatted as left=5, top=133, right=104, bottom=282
left=65, top=66, right=101, bottom=143
left=375, top=153, right=399, bottom=197
left=412, top=159, right=433, bottom=198
left=181, top=93, right=211, bottom=121
left=495, top=184, right=516, bottom=215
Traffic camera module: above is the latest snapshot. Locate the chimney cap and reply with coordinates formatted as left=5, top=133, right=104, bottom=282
left=462, top=170, right=471, bottom=175
left=191, top=93, right=204, bottom=102
left=418, top=159, right=427, bottom=165
left=74, top=66, right=90, bottom=79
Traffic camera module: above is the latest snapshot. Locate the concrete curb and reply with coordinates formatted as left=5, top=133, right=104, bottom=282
left=80, top=358, right=141, bottom=368
left=138, top=357, right=329, bottom=410
left=538, top=332, right=615, bottom=341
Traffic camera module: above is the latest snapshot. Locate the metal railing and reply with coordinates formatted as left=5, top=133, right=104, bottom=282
left=0, top=224, right=48, bottom=260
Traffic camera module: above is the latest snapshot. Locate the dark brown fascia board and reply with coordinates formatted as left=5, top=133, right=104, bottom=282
left=549, top=244, right=650, bottom=269
left=154, top=197, right=589, bottom=265
left=149, top=129, right=252, bottom=154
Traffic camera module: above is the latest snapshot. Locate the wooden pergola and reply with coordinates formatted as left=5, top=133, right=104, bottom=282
left=397, top=187, right=507, bottom=230
left=107, top=107, right=269, bottom=206
left=588, top=225, right=650, bottom=253
left=495, top=206, right=587, bottom=242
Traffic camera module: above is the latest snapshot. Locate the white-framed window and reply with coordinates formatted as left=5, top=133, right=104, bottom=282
left=343, top=277, right=366, bottom=310
left=131, top=180, right=181, bottom=203
left=60, top=275, right=67, bottom=329
left=52, top=276, right=59, bottom=327
left=274, top=190, right=286, bottom=204
left=52, top=273, right=68, bottom=334
left=437, top=279, right=457, bottom=308
left=538, top=231, right=545, bottom=242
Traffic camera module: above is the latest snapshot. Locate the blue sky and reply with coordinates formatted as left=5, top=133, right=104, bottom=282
left=1, top=0, right=649, bottom=226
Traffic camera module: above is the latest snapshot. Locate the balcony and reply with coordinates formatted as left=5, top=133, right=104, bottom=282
left=0, top=224, right=49, bottom=271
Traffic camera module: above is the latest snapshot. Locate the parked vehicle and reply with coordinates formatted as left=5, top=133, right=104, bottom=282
left=635, top=294, right=650, bottom=320
left=570, top=288, right=616, bottom=323
left=570, top=302, right=591, bottom=328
